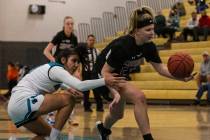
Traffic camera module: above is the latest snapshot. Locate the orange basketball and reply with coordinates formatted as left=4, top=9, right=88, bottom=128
left=167, top=52, right=194, bottom=78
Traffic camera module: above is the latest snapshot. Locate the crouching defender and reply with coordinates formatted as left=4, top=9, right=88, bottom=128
left=7, top=48, right=125, bottom=140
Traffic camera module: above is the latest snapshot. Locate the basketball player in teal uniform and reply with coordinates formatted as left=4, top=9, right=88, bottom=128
left=7, top=48, right=125, bottom=140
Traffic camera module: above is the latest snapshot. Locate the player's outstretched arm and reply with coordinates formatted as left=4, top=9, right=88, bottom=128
left=50, top=66, right=125, bottom=91
left=150, top=62, right=195, bottom=82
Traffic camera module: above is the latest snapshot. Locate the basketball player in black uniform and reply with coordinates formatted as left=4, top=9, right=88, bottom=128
left=43, top=16, right=78, bottom=62
left=43, top=16, right=79, bottom=125
left=95, top=6, right=195, bottom=140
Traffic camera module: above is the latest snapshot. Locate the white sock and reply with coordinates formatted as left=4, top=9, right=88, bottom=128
left=50, top=128, right=60, bottom=140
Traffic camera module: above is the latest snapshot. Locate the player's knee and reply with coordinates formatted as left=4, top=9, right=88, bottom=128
left=135, top=92, right=146, bottom=103
left=60, top=94, right=75, bottom=105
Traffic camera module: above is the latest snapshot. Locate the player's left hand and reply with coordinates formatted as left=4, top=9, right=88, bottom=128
left=66, top=88, right=83, bottom=98
left=109, top=92, right=121, bottom=111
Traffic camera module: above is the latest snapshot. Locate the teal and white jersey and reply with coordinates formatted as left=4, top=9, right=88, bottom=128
left=8, top=62, right=106, bottom=128
left=12, top=62, right=105, bottom=96
left=13, top=63, right=63, bottom=95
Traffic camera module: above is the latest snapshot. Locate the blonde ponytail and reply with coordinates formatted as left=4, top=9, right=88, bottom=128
left=127, top=6, right=154, bottom=34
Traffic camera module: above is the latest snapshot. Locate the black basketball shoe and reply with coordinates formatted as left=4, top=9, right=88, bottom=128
left=96, top=121, right=111, bottom=140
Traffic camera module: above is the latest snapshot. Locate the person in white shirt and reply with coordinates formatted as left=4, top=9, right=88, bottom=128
left=7, top=48, right=125, bottom=140
left=182, top=11, right=199, bottom=41
left=194, top=51, right=210, bottom=105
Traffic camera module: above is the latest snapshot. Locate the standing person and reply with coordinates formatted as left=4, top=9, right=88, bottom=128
left=7, top=48, right=125, bottom=140
left=95, top=6, right=194, bottom=140
left=43, top=16, right=79, bottom=125
left=79, top=34, right=104, bottom=112
left=43, top=16, right=78, bottom=62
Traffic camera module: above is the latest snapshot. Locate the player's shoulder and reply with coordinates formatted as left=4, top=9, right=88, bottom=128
left=113, top=34, right=133, bottom=44
left=108, top=35, right=133, bottom=49
left=48, top=62, right=64, bottom=69
left=143, top=41, right=157, bottom=50
left=55, top=30, right=64, bottom=36
left=99, top=35, right=133, bottom=55
left=71, top=33, right=77, bottom=39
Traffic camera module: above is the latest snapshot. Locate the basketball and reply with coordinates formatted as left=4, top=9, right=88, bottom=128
left=167, top=52, right=194, bottom=78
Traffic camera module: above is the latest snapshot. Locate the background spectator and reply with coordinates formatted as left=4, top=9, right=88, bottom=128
left=4, top=62, right=18, bottom=99
left=172, top=0, right=186, bottom=16
left=196, top=0, right=208, bottom=13
left=182, top=11, right=199, bottom=41
left=198, top=10, right=210, bottom=41
left=154, top=11, right=177, bottom=41
left=194, top=51, right=210, bottom=105
left=168, top=9, right=180, bottom=30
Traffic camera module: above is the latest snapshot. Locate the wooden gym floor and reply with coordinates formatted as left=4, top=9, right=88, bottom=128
left=0, top=100, right=210, bottom=140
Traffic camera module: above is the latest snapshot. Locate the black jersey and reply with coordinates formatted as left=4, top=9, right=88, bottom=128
left=51, top=30, right=78, bottom=57
left=94, top=35, right=162, bottom=78
left=78, top=43, right=99, bottom=72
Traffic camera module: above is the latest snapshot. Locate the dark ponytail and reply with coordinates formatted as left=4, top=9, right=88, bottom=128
left=55, top=47, right=87, bottom=65
left=56, top=48, right=79, bottom=64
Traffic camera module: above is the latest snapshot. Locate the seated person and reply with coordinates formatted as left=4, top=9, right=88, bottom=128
left=194, top=51, right=210, bottom=105
left=196, top=0, right=208, bottom=13
left=172, top=1, right=186, bottom=16
left=168, top=9, right=180, bottom=30
left=182, top=11, right=199, bottom=41
left=188, top=0, right=194, bottom=5
left=197, top=10, right=210, bottom=41
left=154, top=11, right=177, bottom=40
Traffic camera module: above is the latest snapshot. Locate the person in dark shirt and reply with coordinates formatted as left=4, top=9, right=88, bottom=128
left=95, top=6, right=195, bottom=140
left=172, top=1, right=186, bottom=16
left=196, top=0, right=208, bottom=13
left=43, top=16, right=78, bottom=62
left=79, top=34, right=104, bottom=112
left=43, top=16, right=79, bottom=126
left=154, top=11, right=176, bottom=40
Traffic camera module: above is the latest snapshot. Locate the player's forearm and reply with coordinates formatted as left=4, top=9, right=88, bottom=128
left=61, top=78, right=105, bottom=91
left=158, top=65, right=185, bottom=81
left=44, top=51, right=55, bottom=62
left=43, top=43, right=55, bottom=62
left=50, top=67, right=105, bottom=91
